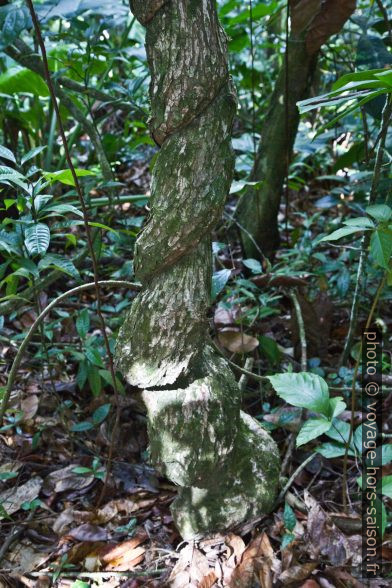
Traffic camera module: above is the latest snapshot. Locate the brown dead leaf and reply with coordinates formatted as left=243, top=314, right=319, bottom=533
left=67, top=523, right=109, bottom=542
left=324, top=567, right=366, bottom=588
left=279, top=562, right=318, bottom=585
left=0, top=476, right=42, bottom=519
left=43, top=465, right=94, bottom=494
left=218, top=330, right=259, bottom=353
left=230, top=533, right=280, bottom=588
left=214, top=306, right=240, bottom=326
left=99, top=533, right=147, bottom=571
left=169, top=543, right=213, bottom=588
left=221, top=534, right=246, bottom=584
left=21, top=394, right=39, bottom=421
left=300, top=581, right=320, bottom=588
left=198, top=571, right=218, bottom=588
left=304, top=492, right=362, bottom=567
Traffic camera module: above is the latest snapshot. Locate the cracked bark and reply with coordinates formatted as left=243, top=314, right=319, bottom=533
left=115, top=0, right=279, bottom=539
left=237, top=0, right=356, bottom=258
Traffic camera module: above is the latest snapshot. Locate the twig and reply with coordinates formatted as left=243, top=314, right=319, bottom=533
left=342, top=272, right=387, bottom=511
left=24, top=570, right=166, bottom=579
left=238, top=357, right=255, bottom=393
left=341, top=94, right=392, bottom=364
left=0, top=511, right=34, bottom=567
left=1, top=280, right=140, bottom=420
left=25, top=0, right=130, bottom=507
left=289, top=290, right=307, bottom=371
left=274, top=453, right=317, bottom=507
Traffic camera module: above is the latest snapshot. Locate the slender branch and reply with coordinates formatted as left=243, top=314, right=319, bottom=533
left=1, top=280, right=140, bottom=420
left=290, top=290, right=307, bottom=371
left=274, top=453, right=317, bottom=507
left=341, top=94, right=392, bottom=365
left=342, top=272, right=387, bottom=511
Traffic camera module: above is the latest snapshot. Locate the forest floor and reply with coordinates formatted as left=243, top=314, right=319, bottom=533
left=1, top=160, right=392, bottom=588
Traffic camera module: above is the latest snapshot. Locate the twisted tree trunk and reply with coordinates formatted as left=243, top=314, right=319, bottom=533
left=115, top=0, right=279, bottom=539
left=237, top=0, right=356, bottom=258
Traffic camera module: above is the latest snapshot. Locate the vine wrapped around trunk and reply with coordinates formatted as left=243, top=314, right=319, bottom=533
left=115, top=0, right=279, bottom=539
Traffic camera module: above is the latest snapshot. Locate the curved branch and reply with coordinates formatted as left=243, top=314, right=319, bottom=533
left=1, top=280, right=141, bottom=420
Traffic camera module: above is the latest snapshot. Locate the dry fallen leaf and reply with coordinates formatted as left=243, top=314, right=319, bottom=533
left=304, top=492, right=362, bottom=567
left=230, top=532, right=280, bottom=588
left=21, top=394, right=39, bottom=421
left=169, top=543, right=213, bottom=588
left=44, top=465, right=94, bottom=494
left=279, top=562, right=318, bottom=585
left=0, top=476, right=42, bottom=518
left=98, top=532, right=147, bottom=571
left=218, top=330, right=259, bottom=353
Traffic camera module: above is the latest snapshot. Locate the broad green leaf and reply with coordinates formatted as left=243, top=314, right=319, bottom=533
left=375, top=69, right=392, bottom=88
left=370, top=229, right=392, bottom=268
left=321, top=226, right=366, bottom=242
left=325, top=419, right=350, bottom=445
left=343, top=217, right=375, bottom=228
left=86, top=346, right=104, bottom=367
left=380, top=475, right=392, bottom=498
left=243, top=258, right=262, bottom=274
left=92, top=403, right=111, bottom=426
left=268, top=372, right=330, bottom=415
left=281, top=533, right=295, bottom=549
left=72, top=466, right=93, bottom=474
left=0, top=67, right=49, bottom=97
left=317, top=442, right=348, bottom=458
left=87, top=364, right=102, bottom=397
left=283, top=502, right=296, bottom=532
left=366, top=444, right=392, bottom=467
left=297, top=418, right=332, bottom=447
left=76, top=309, right=90, bottom=339
left=70, top=421, right=93, bottom=432
left=332, top=69, right=386, bottom=90
left=366, top=204, right=392, bottom=222
left=38, top=254, right=80, bottom=279
left=24, top=223, right=50, bottom=256
left=329, top=397, right=346, bottom=419
left=0, top=145, right=16, bottom=164
left=211, top=269, right=231, bottom=300
left=41, top=203, right=83, bottom=218
left=43, top=168, right=95, bottom=187
left=21, top=146, right=46, bottom=166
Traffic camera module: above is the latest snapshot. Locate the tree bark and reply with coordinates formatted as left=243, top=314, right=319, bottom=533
left=237, top=0, right=356, bottom=258
left=115, top=0, right=280, bottom=539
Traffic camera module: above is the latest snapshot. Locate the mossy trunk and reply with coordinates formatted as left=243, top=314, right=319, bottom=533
left=115, top=0, right=280, bottom=539
left=237, top=0, right=356, bottom=259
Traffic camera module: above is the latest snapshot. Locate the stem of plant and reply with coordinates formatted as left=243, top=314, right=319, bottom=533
left=1, top=280, right=140, bottom=421
left=342, top=272, right=387, bottom=511
left=341, top=94, right=392, bottom=365
left=25, top=0, right=129, bottom=505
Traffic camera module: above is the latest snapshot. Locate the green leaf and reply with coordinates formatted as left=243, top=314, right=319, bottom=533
left=24, top=223, right=50, bottom=256
left=268, top=372, right=330, bottom=415
left=70, top=421, right=94, bottom=432
left=92, top=403, right=111, bottom=426
left=366, top=204, right=392, bottom=222
left=380, top=475, right=392, bottom=498
left=317, top=442, right=348, bottom=458
left=283, top=502, right=297, bottom=532
left=0, top=145, right=16, bottom=164
left=76, top=309, right=90, bottom=339
left=38, top=254, right=80, bottom=279
left=72, top=467, right=93, bottom=474
left=87, top=364, right=102, bottom=397
left=259, top=335, right=281, bottom=365
left=0, top=471, right=18, bottom=480
left=41, top=203, right=83, bottom=218
left=296, top=417, right=332, bottom=447
left=243, top=258, right=262, bottom=274
left=320, top=226, right=366, bottom=242
left=281, top=533, right=295, bottom=549
left=0, top=67, right=49, bottom=97
left=211, top=269, right=231, bottom=300
left=86, top=346, right=104, bottom=367
left=71, top=580, right=90, bottom=588
left=343, top=217, right=375, bottom=228
left=370, top=229, right=392, bottom=268
left=329, top=397, right=346, bottom=419
left=43, top=168, right=95, bottom=187
left=325, top=419, right=351, bottom=444
left=21, top=146, right=46, bottom=166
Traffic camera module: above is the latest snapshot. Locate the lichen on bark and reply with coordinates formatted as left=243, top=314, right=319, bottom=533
left=115, top=0, right=280, bottom=539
